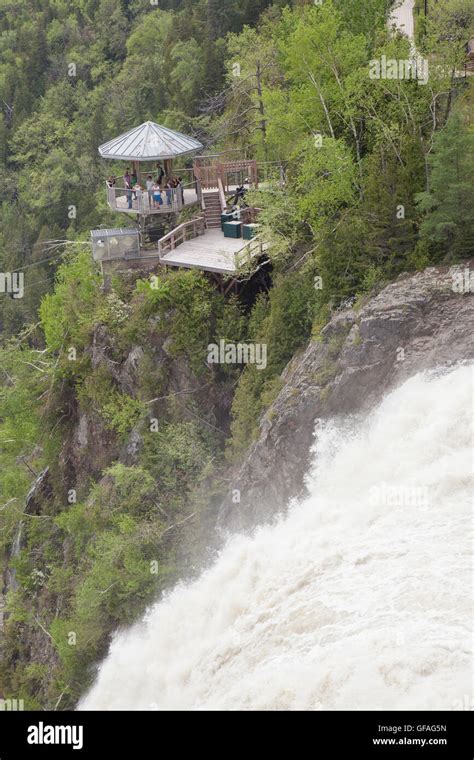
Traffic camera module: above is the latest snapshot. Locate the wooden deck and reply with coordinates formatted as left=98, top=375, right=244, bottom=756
left=159, top=228, right=248, bottom=273
left=96, top=225, right=265, bottom=278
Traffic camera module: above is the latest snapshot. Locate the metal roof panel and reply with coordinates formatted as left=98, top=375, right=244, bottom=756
left=90, top=228, right=139, bottom=238
left=98, top=121, right=203, bottom=161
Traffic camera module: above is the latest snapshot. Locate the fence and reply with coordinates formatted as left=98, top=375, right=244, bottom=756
left=193, top=160, right=258, bottom=191
left=235, top=235, right=266, bottom=270
left=91, top=228, right=141, bottom=262
left=105, top=179, right=201, bottom=215
left=158, top=216, right=206, bottom=257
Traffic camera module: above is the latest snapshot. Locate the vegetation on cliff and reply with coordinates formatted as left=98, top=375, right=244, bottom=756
left=0, top=0, right=472, bottom=708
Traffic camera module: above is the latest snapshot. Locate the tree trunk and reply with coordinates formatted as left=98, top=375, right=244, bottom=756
left=256, top=60, right=268, bottom=160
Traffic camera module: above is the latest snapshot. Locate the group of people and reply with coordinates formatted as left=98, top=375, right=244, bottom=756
left=107, top=163, right=186, bottom=210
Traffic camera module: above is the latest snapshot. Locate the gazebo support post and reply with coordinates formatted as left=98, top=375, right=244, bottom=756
left=138, top=214, right=146, bottom=250
left=164, top=159, right=173, bottom=181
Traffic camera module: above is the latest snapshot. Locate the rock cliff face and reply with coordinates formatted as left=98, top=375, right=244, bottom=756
left=218, top=262, right=474, bottom=532
left=62, top=320, right=233, bottom=485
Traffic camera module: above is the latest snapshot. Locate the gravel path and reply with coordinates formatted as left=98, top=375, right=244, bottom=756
left=389, top=0, right=415, bottom=41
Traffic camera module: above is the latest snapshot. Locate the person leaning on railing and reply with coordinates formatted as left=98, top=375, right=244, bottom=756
left=106, top=176, right=116, bottom=208
left=165, top=179, right=173, bottom=207
left=135, top=182, right=143, bottom=209
left=153, top=183, right=163, bottom=208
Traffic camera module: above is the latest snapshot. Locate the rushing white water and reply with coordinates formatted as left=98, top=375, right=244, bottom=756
left=80, top=365, right=473, bottom=711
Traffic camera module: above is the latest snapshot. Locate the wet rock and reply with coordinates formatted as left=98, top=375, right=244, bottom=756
left=218, top=262, right=474, bottom=533
left=120, top=346, right=145, bottom=396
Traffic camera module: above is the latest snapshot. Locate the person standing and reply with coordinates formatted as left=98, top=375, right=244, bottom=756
left=130, top=171, right=138, bottom=200
left=165, top=180, right=173, bottom=207
left=156, top=163, right=165, bottom=187
left=146, top=175, right=154, bottom=208
left=177, top=176, right=185, bottom=205
left=124, top=168, right=132, bottom=209
left=135, top=182, right=143, bottom=211
left=153, top=183, right=163, bottom=207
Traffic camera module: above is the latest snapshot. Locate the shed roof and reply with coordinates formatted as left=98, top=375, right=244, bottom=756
left=98, top=121, right=203, bottom=161
left=91, top=228, right=138, bottom=238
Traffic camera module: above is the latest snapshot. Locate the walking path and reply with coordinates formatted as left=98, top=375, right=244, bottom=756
left=389, top=0, right=415, bottom=41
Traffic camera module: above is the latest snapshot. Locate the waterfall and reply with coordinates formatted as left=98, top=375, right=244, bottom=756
left=80, top=364, right=473, bottom=710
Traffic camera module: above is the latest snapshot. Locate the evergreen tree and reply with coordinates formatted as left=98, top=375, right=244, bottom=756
left=417, top=110, right=474, bottom=258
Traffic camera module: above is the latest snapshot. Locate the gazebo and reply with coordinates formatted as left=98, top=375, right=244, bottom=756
left=99, top=121, right=204, bottom=216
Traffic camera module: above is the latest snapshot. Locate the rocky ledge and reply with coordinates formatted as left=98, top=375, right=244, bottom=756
left=218, top=262, right=474, bottom=532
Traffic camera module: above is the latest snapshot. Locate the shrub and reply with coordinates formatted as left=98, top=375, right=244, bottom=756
left=101, top=392, right=145, bottom=438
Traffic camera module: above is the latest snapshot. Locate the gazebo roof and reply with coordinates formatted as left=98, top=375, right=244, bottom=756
left=98, top=121, right=203, bottom=161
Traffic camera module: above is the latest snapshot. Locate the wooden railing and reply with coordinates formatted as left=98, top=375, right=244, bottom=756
left=217, top=177, right=226, bottom=212
left=158, top=217, right=206, bottom=257
left=256, top=161, right=286, bottom=187
left=236, top=235, right=265, bottom=270
left=230, top=206, right=262, bottom=225
left=194, top=164, right=220, bottom=190
left=193, top=160, right=259, bottom=191
left=222, top=160, right=258, bottom=189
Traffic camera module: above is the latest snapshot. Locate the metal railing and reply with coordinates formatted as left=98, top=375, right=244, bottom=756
left=106, top=179, right=200, bottom=215
left=158, top=216, right=206, bottom=257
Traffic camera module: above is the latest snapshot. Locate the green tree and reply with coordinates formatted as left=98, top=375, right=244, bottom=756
left=416, top=109, right=474, bottom=258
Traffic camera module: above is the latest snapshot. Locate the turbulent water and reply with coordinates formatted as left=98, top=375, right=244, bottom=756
left=80, top=365, right=473, bottom=711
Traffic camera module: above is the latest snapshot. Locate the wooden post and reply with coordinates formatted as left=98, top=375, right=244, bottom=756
left=164, top=159, right=173, bottom=180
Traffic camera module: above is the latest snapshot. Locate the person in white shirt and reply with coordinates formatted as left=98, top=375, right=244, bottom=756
left=146, top=175, right=154, bottom=207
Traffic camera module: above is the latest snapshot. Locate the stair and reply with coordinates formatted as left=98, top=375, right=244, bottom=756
left=204, top=191, right=222, bottom=229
